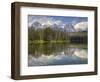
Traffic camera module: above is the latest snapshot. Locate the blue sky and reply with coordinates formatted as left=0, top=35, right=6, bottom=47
left=45, top=16, right=87, bottom=25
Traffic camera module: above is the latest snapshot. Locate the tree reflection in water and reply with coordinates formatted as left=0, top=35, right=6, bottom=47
left=28, top=43, right=88, bottom=66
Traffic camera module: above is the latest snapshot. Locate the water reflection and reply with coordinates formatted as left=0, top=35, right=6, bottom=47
left=28, top=43, right=88, bottom=66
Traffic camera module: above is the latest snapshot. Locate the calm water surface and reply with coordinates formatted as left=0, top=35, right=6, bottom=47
left=28, top=43, right=88, bottom=66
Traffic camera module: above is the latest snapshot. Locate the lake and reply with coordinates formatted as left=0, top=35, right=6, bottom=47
left=28, top=43, right=88, bottom=66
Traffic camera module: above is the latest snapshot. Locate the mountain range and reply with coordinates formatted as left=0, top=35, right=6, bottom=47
left=30, top=21, right=87, bottom=32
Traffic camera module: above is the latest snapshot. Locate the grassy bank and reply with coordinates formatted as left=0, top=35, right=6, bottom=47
left=29, top=40, right=70, bottom=44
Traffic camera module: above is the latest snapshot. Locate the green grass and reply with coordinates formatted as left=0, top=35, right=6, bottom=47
left=50, top=40, right=70, bottom=43
left=29, top=40, right=70, bottom=44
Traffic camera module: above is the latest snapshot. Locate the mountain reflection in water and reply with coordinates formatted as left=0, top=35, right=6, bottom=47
left=28, top=43, right=88, bottom=66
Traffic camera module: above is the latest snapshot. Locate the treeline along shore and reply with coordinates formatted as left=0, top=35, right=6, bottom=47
left=28, top=26, right=87, bottom=44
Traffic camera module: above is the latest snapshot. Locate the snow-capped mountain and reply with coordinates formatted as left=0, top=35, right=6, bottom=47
left=64, top=24, right=76, bottom=32
left=29, top=21, right=86, bottom=32
left=31, top=21, right=42, bottom=29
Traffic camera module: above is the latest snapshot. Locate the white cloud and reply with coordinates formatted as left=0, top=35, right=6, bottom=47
left=74, top=22, right=88, bottom=31
left=54, top=20, right=62, bottom=25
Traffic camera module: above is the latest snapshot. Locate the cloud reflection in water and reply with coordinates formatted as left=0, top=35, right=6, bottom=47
left=28, top=48, right=87, bottom=66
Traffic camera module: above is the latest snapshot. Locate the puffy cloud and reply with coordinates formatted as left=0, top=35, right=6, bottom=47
left=74, top=22, right=88, bottom=32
